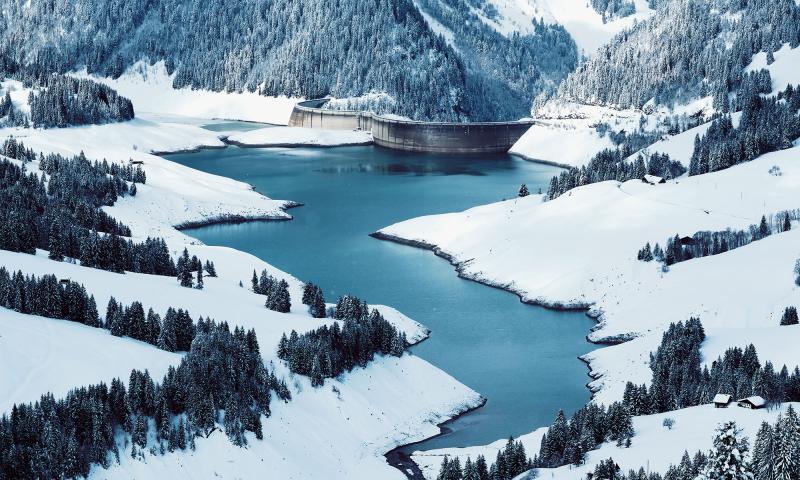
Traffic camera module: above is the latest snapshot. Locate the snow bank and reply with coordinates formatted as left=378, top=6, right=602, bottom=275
left=747, top=43, right=800, bottom=95
left=0, top=309, right=182, bottom=413
left=379, top=143, right=800, bottom=313
left=226, top=126, right=373, bottom=148
left=510, top=121, right=614, bottom=167
left=73, top=61, right=300, bottom=125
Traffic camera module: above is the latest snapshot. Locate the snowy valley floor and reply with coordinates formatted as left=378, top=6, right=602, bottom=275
left=0, top=115, right=482, bottom=479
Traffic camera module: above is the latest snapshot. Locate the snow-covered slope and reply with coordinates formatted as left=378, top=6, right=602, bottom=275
left=378, top=142, right=800, bottom=312
left=0, top=309, right=182, bottom=414
left=746, top=43, right=800, bottom=96
left=510, top=119, right=614, bottom=167
left=74, top=62, right=301, bottom=125
left=482, top=0, right=653, bottom=55
left=414, top=403, right=800, bottom=480
left=0, top=115, right=482, bottom=479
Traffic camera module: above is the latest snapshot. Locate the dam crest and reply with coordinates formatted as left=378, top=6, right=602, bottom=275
left=288, top=99, right=538, bottom=154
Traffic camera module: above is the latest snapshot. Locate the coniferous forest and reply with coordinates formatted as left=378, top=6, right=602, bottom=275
left=0, top=138, right=176, bottom=276
left=0, top=320, right=291, bottom=480
left=0, top=0, right=575, bottom=122
left=278, top=295, right=408, bottom=386
left=1, top=73, right=134, bottom=128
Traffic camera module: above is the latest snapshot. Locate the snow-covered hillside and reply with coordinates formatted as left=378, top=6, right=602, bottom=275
left=74, top=62, right=301, bottom=125
left=481, top=0, right=653, bottom=55
left=415, top=403, right=800, bottom=480
left=0, top=113, right=483, bottom=479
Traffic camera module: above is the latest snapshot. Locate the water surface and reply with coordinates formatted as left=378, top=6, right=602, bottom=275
left=167, top=145, right=594, bottom=451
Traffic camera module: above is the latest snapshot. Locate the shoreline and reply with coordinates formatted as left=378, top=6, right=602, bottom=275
left=384, top=396, right=489, bottom=480
left=222, top=136, right=374, bottom=149
left=508, top=151, right=574, bottom=170
left=370, top=229, right=633, bottom=479
left=369, top=231, right=592, bottom=312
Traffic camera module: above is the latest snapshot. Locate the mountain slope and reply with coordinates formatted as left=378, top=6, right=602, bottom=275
left=0, top=0, right=575, bottom=122
left=543, top=0, right=800, bottom=112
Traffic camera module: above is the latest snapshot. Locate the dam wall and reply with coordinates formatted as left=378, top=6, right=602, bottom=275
left=287, top=99, right=535, bottom=154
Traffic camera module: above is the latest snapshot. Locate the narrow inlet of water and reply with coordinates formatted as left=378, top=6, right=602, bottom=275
left=166, top=142, right=594, bottom=451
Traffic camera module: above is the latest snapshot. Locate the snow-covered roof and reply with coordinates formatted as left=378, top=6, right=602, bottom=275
left=738, top=396, right=766, bottom=407
left=643, top=174, right=665, bottom=184
left=713, top=394, right=732, bottom=404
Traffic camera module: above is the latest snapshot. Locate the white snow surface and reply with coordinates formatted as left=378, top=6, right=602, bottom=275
left=0, top=116, right=481, bottom=479
left=0, top=308, right=183, bottom=414
left=73, top=61, right=300, bottom=125
left=0, top=115, right=293, bottom=241
left=226, top=126, right=373, bottom=148
left=481, top=0, right=653, bottom=54
left=747, top=43, right=800, bottom=95
left=510, top=120, right=614, bottom=167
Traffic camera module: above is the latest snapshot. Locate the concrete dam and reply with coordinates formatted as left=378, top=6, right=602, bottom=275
left=288, top=99, right=536, bottom=154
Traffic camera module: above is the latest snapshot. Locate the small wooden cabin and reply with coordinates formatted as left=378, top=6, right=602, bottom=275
left=737, top=396, right=766, bottom=409
left=642, top=174, right=666, bottom=185
left=713, top=393, right=732, bottom=408
left=679, top=236, right=695, bottom=246
left=129, top=159, right=144, bottom=165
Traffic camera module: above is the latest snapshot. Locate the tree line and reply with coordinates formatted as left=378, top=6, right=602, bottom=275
left=0, top=319, right=291, bottom=479
left=277, top=295, right=407, bottom=387
left=1, top=138, right=178, bottom=276
left=1, top=73, right=133, bottom=128
left=594, top=409, right=800, bottom=480
left=435, top=437, right=531, bottom=480
left=637, top=209, right=798, bottom=266
left=546, top=149, right=685, bottom=200
left=0, top=265, right=199, bottom=354
left=688, top=83, right=800, bottom=176
left=250, top=269, right=291, bottom=313
left=621, top=318, right=800, bottom=416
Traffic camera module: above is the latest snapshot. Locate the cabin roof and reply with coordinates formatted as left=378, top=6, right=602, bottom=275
left=713, top=393, right=732, bottom=403
left=643, top=174, right=665, bottom=184
left=738, top=396, right=766, bottom=407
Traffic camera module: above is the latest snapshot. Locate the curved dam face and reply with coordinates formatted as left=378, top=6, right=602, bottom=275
left=288, top=99, right=535, bottom=154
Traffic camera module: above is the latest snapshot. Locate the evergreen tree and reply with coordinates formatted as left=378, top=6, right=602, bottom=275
left=780, top=307, right=798, bottom=326
left=700, top=421, right=752, bottom=480
left=518, top=184, right=530, bottom=197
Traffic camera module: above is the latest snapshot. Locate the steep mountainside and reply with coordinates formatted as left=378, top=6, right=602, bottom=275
left=0, top=0, right=575, bottom=122
left=543, top=0, right=800, bottom=112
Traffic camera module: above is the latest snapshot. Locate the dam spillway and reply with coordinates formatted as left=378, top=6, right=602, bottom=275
left=288, top=99, right=536, bottom=154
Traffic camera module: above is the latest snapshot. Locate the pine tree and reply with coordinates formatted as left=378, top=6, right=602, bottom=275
left=177, top=248, right=193, bottom=288
left=780, top=307, right=799, bottom=326
left=700, top=421, right=753, bottom=480
left=47, top=219, right=65, bottom=261
left=195, top=263, right=203, bottom=290
left=518, top=183, right=530, bottom=197
left=204, top=260, right=217, bottom=277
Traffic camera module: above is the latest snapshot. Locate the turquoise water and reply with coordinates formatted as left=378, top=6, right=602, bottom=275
left=166, top=145, right=594, bottom=451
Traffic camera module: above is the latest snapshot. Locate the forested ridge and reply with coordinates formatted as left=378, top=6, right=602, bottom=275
left=545, top=0, right=800, bottom=111
left=0, top=0, right=575, bottom=121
